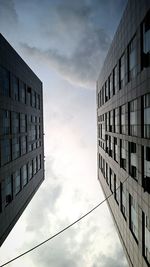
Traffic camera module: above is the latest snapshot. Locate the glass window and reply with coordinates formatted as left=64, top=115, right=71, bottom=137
left=109, top=135, right=113, bottom=157
left=12, top=137, right=20, bottom=160
left=12, top=112, right=19, bottom=134
left=32, top=91, right=36, bottom=108
left=113, top=65, right=117, bottom=95
left=128, top=36, right=137, bottom=81
left=129, top=142, right=137, bottom=180
left=114, top=108, right=119, bottom=133
left=120, top=104, right=126, bottom=134
left=114, top=137, right=118, bottom=162
left=12, top=75, right=19, bottom=101
left=20, top=81, right=26, bottom=104
left=28, top=161, right=33, bottom=180
left=120, top=182, right=126, bottom=218
left=119, top=54, right=125, bottom=89
left=114, top=175, right=119, bottom=204
left=14, top=170, right=21, bottom=195
left=1, top=110, right=10, bottom=135
left=0, top=65, right=10, bottom=97
left=129, top=99, right=138, bottom=136
left=37, top=94, right=40, bottom=109
left=141, top=10, right=150, bottom=69
left=5, top=176, right=13, bottom=205
left=27, top=87, right=32, bottom=106
left=143, top=146, right=150, bottom=193
left=105, top=80, right=109, bottom=102
left=109, top=110, right=113, bottom=132
left=0, top=138, right=11, bottom=166
left=33, top=158, right=37, bottom=175
left=109, top=168, right=113, bottom=192
left=144, top=94, right=150, bottom=139
left=143, top=212, right=150, bottom=265
left=21, top=136, right=27, bottom=155
left=109, top=73, right=113, bottom=98
left=120, top=140, right=127, bottom=170
left=20, top=114, right=27, bottom=133
left=129, top=194, right=138, bottom=242
left=21, top=164, right=28, bottom=187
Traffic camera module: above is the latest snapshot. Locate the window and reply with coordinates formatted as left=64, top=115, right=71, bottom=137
left=20, top=114, right=27, bottom=133
left=113, top=65, right=117, bottom=94
left=129, top=194, right=138, bottom=242
left=109, top=73, right=113, bottom=98
left=21, top=164, right=28, bottom=187
left=114, top=137, right=118, bottom=162
left=105, top=134, right=109, bottom=154
left=37, top=94, right=40, bottom=109
left=1, top=110, right=10, bottom=135
left=105, top=80, right=109, bottom=102
left=0, top=65, right=10, bottom=97
left=109, top=136, right=113, bottom=157
left=114, top=108, right=119, bottom=133
left=12, top=112, right=19, bottom=134
left=143, top=146, right=150, bottom=193
left=109, top=110, right=113, bottom=132
left=120, top=140, right=127, bottom=170
left=114, top=175, right=119, bottom=204
left=119, top=54, right=125, bottom=89
left=141, top=10, right=150, bottom=68
left=37, top=154, right=41, bottom=171
left=12, top=137, right=20, bottom=160
left=144, top=94, right=150, bottom=139
left=27, top=87, right=32, bottom=106
left=5, top=176, right=13, bottom=205
left=14, top=170, right=21, bottom=195
left=143, top=212, right=150, bottom=265
left=12, top=75, right=19, bottom=101
left=28, top=161, right=33, bottom=180
left=105, top=162, right=108, bottom=183
left=109, top=168, right=113, bottom=192
left=20, top=81, right=26, bottom=104
left=129, top=99, right=138, bottom=136
left=0, top=138, right=11, bottom=166
left=21, top=136, right=27, bottom=155
left=129, top=142, right=137, bottom=180
left=128, top=36, right=137, bottom=81
left=33, top=158, right=37, bottom=175
left=120, top=182, right=126, bottom=218
left=120, top=104, right=126, bottom=134
left=32, top=91, right=36, bottom=108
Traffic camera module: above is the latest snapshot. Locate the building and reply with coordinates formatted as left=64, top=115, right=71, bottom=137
left=97, top=1, right=150, bottom=267
left=0, top=34, right=44, bottom=246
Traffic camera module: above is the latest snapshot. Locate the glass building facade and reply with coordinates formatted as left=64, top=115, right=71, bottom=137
left=97, top=1, right=150, bottom=267
left=0, top=34, right=44, bottom=246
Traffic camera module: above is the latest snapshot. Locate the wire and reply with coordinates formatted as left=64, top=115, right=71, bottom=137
left=0, top=175, right=129, bottom=267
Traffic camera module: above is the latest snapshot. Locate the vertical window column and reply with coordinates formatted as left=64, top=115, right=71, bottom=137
left=129, top=99, right=138, bottom=136
left=129, top=194, right=138, bottom=242
left=144, top=94, right=150, bottom=139
left=129, top=142, right=137, bottom=180
left=143, top=212, right=150, bottom=265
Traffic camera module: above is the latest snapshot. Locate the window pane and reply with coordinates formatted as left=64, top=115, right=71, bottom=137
left=21, top=164, right=28, bottom=187
left=20, top=81, right=26, bottom=104
left=12, top=75, right=19, bottom=101
left=12, top=137, right=20, bottom=160
left=129, top=194, right=138, bottom=241
left=0, top=65, right=10, bottom=97
left=0, top=138, right=11, bottom=166
left=5, top=176, right=13, bottom=205
left=128, top=36, right=137, bottom=81
left=14, top=170, right=21, bottom=195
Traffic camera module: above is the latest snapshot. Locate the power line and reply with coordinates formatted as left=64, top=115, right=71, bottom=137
left=0, top=175, right=129, bottom=267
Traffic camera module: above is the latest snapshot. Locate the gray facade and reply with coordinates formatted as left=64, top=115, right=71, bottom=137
left=0, top=34, right=44, bottom=246
left=97, top=1, right=150, bottom=267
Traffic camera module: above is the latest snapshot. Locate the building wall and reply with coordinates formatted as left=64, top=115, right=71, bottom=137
left=97, top=1, right=150, bottom=267
left=0, top=34, right=44, bottom=246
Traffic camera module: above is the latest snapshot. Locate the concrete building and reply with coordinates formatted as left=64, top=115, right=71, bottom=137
left=0, top=34, right=44, bottom=246
left=97, top=1, right=150, bottom=266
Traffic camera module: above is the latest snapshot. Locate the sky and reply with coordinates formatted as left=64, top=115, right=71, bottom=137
left=0, top=0, right=128, bottom=266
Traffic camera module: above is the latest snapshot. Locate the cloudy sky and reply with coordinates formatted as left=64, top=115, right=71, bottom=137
left=0, top=0, right=128, bottom=266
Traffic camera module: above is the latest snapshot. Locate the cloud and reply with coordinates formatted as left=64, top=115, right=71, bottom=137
left=0, top=0, right=18, bottom=32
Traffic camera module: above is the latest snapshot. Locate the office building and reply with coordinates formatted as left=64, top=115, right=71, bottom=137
left=0, top=34, right=44, bottom=246
left=97, top=1, right=150, bottom=266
